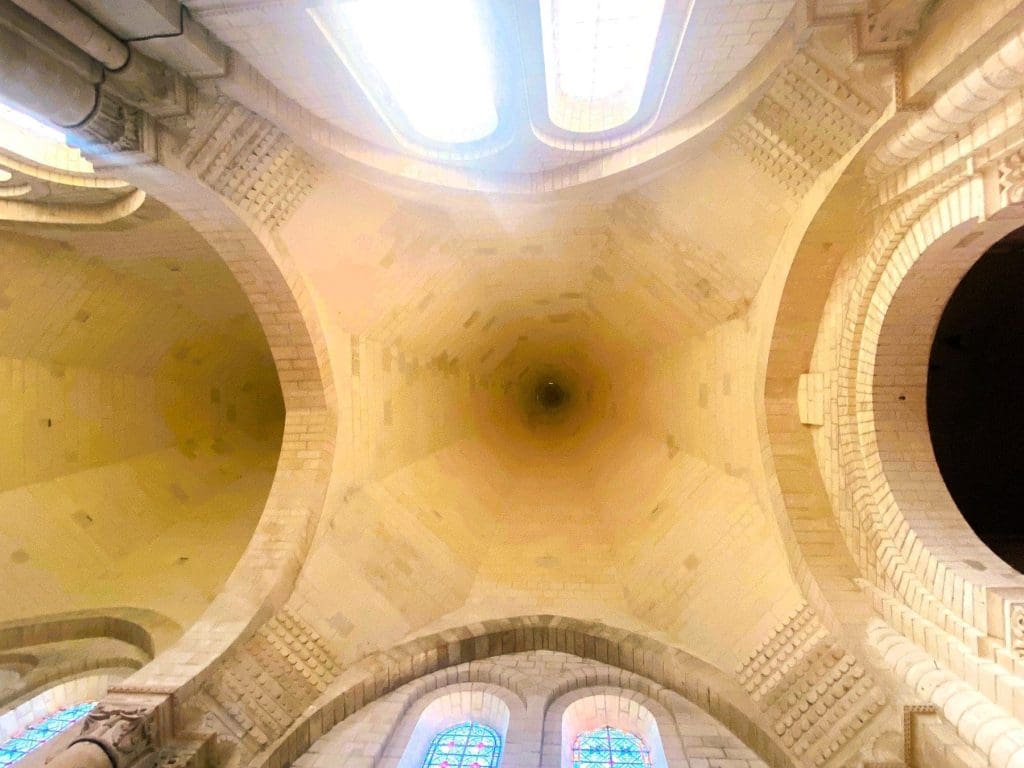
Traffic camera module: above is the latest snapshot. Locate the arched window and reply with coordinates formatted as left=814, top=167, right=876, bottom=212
left=572, top=726, right=652, bottom=767
left=421, top=721, right=502, bottom=768
left=0, top=702, right=95, bottom=767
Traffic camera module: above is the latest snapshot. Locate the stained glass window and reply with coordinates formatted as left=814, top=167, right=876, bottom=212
left=421, top=721, right=502, bottom=768
left=0, top=702, right=96, bottom=767
left=572, top=726, right=652, bottom=767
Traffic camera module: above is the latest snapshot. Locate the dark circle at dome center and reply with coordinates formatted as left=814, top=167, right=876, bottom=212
left=536, top=380, right=567, bottom=410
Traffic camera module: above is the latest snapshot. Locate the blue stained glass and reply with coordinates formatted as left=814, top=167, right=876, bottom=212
left=421, top=721, right=501, bottom=768
left=0, top=702, right=96, bottom=767
left=572, top=726, right=652, bottom=767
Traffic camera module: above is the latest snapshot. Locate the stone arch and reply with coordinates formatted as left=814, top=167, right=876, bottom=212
left=0, top=609, right=173, bottom=658
left=255, top=615, right=791, bottom=768
left=79, top=116, right=337, bottom=700
left=766, top=156, right=1024, bottom=657
left=834, top=179, right=1024, bottom=643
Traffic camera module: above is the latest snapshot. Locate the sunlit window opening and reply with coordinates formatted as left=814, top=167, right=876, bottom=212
left=0, top=702, right=96, bottom=767
left=311, top=0, right=499, bottom=145
left=540, top=0, right=665, bottom=134
left=0, top=102, right=93, bottom=173
left=421, top=721, right=502, bottom=768
left=572, top=726, right=652, bottom=767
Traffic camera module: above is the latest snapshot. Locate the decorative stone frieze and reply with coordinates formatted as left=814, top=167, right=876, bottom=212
left=731, top=50, right=880, bottom=194
left=997, top=150, right=1024, bottom=209
left=1005, top=601, right=1024, bottom=659
left=176, top=98, right=320, bottom=230
left=902, top=705, right=938, bottom=768
left=737, top=605, right=887, bottom=766
left=859, top=0, right=933, bottom=54
left=185, top=608, right=341, bottom=765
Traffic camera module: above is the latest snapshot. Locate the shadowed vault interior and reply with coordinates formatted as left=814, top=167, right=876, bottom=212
left=0, top=199, right=284, bottom=633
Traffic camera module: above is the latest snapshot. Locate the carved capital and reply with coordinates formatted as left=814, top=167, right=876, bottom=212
left=70, top=91, right=157, bottom=166
left=859, top=0, right=931, bottom=53
left=73, top=705, right=158, bottom=768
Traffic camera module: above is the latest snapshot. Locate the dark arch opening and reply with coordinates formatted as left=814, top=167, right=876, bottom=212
left=928, top=227, right=1024, bottom=572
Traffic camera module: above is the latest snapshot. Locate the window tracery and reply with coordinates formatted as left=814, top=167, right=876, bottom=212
left=571, top=726, right=652, bottom=768
left=420, top=722, right=502, bottom=768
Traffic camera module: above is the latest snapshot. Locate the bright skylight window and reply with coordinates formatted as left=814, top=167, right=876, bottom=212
left=540, top=0, right=665, bottom=134
left=0, top=101, right=93, bottom=173
left=312, top=0, right=499, bottom=145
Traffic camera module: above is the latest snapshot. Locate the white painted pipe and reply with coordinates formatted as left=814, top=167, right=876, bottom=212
left=8, top=0, right=128, bottom=70
left=0, top=21, right=96, bottom=126
left=0, top=0, right=100, bottom=83
left=869, top=24, right=1024, bottom=176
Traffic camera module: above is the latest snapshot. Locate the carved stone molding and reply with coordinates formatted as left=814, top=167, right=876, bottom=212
left=71, top=92, right=158, bottom=167
left=859, top=0, right=932, bottom=54
left=183, top=607, right=341, bottom=765
left=176, top=97, right=320, bottom=230
left=72, top=704, right=161, bottom=768
left=997, top=150, right=1024, bottom=210
left=902, top=705, right=938, bottom=768
left=737, top=604, right=888, bottom=767
left=730, top=48, right=880, bottom=194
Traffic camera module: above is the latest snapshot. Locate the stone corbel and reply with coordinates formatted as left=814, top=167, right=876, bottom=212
left=798, top=372, right=825, bottom=426
left=983, top=587, right=1024, bottom=660
left=992, top=150, right=1024, bottom=215
left=858, top=0, right=932, bottom=54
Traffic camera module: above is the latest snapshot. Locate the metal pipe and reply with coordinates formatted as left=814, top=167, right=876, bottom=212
left=0, top=20, right=96, bottom=126
left=7, top=0, right=127, bottom=69
left=0, top=0, right=100, bottom=83
left=869, top=23, right=1024, bottom=175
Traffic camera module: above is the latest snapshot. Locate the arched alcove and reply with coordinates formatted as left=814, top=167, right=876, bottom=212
left=0, top=196, right=285, bottom=639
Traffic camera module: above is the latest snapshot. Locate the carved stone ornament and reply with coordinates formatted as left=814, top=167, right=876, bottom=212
left=70, top=91, right=156, bottom=166
left=999, top=150, right=1024, bottom=208
left=860, top=0, right=931, bottom=52
left=1009, top=602, right=1024, bottom=658
left=73, top=706, right=157, bottom=768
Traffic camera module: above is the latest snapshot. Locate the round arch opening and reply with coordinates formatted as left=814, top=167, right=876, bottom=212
left=0, top=196, right=285, bottom=638
left=927, top=225, right=1024, bottom=572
